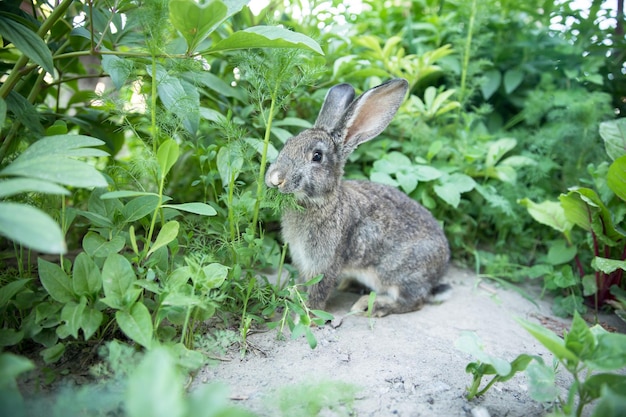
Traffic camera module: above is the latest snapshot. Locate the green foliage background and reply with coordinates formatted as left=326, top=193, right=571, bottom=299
left=0, top=0, right=625, bottom=414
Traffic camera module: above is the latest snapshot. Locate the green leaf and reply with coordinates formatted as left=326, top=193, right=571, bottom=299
left=217, top=142, right=244, bottom=187
left=518, top=198, right=572, bottom=233
left=82, top=232, right=125, bottom=258
left=0, top=278, right=30, bottom=308
left=122, top=195, right=161, bottom=223
left=526, top=361, right=558, bottom=402
left=454, top=332, right=512, bottom=376
left=517, top=318, right=579, bottom=363
left=0, top=202, right=66, bottom=254
left=72, top=252, right=102, bottom=296
left=587, top=329, right=626, bottom=371
left=503, top=68, right=524, bottom=94
left=169, top=0, right=228, bottom=53
left=0, top=135, right=108, bottom=188
left=198, top=263, right=228, bottom=289
left=434, top=173, right=476, bottom=208
left=81, top=307, right=103, bottom=341
left=156, top=139, right=180, bottom=179
left=101, top=253, right=139, bottom=309
left=60, top=298, right=87, bottom=339
left=38, top=258, right=74, bottom=303
left=208, top=26, right=324, bottom=55
left=607, top=155, right=626, bottom=201
left=600, top=118, right=626, bottom=161
left=584, top=374, right=626, bottom=400
left=0, top=13, right=54, bottom=74
left=560, top=187, right=625, bottom=245
left=564, top=312, right=596, bottom=360
left=0, top=178, right=69, bottom=199
left=546, top=240, right=577, bottom=265
left=147, top=221, right=179, bottom=257
left=100, top=190, right=160, bottom=199
left=485, top=138, right=517, bottom=168
left=0, top=352, right=35, bottom=388
left=592, top=257, right=626, bottom=274
left=591, top=386, right=626, bottom=417
left=115, top=302, right=153, bottom=349
left=101, top=53, right=133, bottom=89
left=481, top=69, right=501, bottom=99
left=126, top=347, right=184, bottom=417
left=41, top=343, right=65, bottom=364
left=153, top=67, right=199, bottom=135
left=162, top=202, right=217, bottom=216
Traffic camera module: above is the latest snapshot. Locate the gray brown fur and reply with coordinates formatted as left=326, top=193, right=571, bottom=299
left=265, top=79, right=450, bottom=317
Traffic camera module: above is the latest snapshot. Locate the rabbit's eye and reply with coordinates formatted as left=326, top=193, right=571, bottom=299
left=312, top=151, right=323, bottom=163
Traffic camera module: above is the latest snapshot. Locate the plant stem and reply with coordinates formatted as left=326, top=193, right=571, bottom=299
left=249, top=83, right=279, bottom=242
left=458, top=0, right=477, bottom=106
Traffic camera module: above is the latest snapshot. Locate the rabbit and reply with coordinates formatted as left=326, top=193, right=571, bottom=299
left=265, top=78, right=450, bottom=317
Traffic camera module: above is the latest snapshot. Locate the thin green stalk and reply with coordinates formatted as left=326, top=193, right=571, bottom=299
left=250, top=83, right=279, bottom=241
left=458, top=0, right=478, bottom=106
left=151, top=58, right=159, bottom=153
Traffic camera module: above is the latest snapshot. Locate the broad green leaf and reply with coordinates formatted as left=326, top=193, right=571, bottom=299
left=607, top=155, right=626, bottom=201
left=0, top=278, right=30, bottom=308
left=169, top=0, right=228, bottom=53
left=559, top=188, right=625, bottom=245
left=157, top=139, right=180, bottom=179
left=217, top=142, right=244, bottom=187
left=586, top=330, right=626, bottom=371
left=60, top=298, right=87, bottom=339
left=0, top=352, right=35, bottom=388
left=503, top=68, right=524, bottom=94
left=0, top=14, right=54, bottom=74
left=600, top=118, right=626, bottom=161
left=517, top=318, right=579, bottom=363
left=101, top=53, right=133, bottom=89
left=0, top=202, right=66, bottom=254
left=526, top=361, right=558, bottom=402
left=0, top=328, right=24, bottom=347
left=518, top=198, right=572, bottom=233
left=153, top=67, right=199, bottom=135
left=198, top=263, right=228, bottom=289
left=38, top=258, right=74, bottom=303
left=122, top=195, right=161, bottom=223
left=546, top=240, right=577, bottom=265
left=592, top=257, right=626, bottom=274
left=101, top=253, right=138, bottom=309
left=208, top=25, right=324, bottom=55
left=413, top=165, right=443, bottom=181
left=115, top=302, right=153, bottom=349
left=434, top=173, right=476, bottom=208
left=584, top=374, right=626, bottom=400
left=81, top=307, right=103, bottom=340
left=564, top=312, right=596, bottom=360
left=0, top=178, right=69, bottom=199
left=5, top=91, right=43, bottom=135
left=2, top=135, right=107, bottom=160
left=481, top=69, right=501, bottom=100
left=591, top=387, right=626, bottom=417
left=82, top=232, right=125, bottom=258
left=126, top=347, right=184, bottom=417
left=72, top=252, right=102, bottom=296
left=147, top=221, right=179, bottom=257
left=100, top=190, right=160, bottom=199
left=41, top=343, right=65, bottom=364
left=485, top=138, right=517, bottom=168
left=454, top=332, right=512, bottom=376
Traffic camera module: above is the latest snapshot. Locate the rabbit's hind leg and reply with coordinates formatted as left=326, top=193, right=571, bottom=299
left=350, top=287, right=425, bottom=317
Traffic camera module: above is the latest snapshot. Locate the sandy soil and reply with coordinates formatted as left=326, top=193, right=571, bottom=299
left=193, top=266, right=625, bottom=417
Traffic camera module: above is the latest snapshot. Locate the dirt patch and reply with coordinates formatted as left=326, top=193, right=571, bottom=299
left=193, top=266, right=625, bottom=417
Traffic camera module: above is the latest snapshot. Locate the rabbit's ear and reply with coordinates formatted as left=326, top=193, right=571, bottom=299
left=335, top=79, right=408, bottom=158
left=314, top=83, right=356, bottom=130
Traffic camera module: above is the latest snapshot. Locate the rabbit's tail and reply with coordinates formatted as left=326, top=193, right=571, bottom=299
left=429, top=283, right=452, bottom=304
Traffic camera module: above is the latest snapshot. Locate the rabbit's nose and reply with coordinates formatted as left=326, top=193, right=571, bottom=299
left=268, top=170, right=285, bottom=188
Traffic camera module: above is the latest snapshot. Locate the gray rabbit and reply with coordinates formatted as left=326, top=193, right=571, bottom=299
left=265, top=79, right=450, bottom=317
